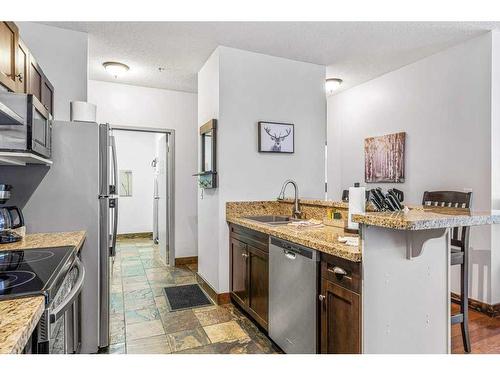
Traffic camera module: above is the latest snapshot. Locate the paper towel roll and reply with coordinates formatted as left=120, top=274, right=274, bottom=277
left=348, top=184, right=366, bottom=230
left=70, top=101, right=96, bottom=123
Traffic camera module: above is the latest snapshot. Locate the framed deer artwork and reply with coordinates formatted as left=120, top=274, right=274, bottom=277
left=258, top=121, right=294, bottom=153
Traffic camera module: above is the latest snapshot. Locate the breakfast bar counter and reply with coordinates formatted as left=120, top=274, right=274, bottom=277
left=352, top=207, right=500, bottom=354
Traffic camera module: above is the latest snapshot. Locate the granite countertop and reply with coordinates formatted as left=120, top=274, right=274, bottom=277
left=0, top=231, right=86, bottom=252
left=226, top=201, right=360, bottom=261
left=352, top=206, right=500, bottom=230
left=227, top=216, right=361, bottom=261
left=0, top=231, right=86, bottom=354
left=0, top=296, right=45, bottom=354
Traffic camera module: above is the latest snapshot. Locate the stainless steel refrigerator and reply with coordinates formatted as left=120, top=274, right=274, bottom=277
left=12, top=120, right=118, bottom=353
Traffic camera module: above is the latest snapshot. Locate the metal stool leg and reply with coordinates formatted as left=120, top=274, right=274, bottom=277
left=461, top=240, right=471, bottom=353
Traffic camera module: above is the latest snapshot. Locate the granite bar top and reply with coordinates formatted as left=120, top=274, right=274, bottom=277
left=0, top=296, right=45, bottom=354
left=0, top=231, right=86, bottom=354
left=226, top=201, right=360, bottom=262
left=0, top=231, right=86, bottom=252
left=352, top=206, right=500, bottom=230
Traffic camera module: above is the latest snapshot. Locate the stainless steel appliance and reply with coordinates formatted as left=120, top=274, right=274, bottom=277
left=3, top=121, right=118, bottom=353
left=269, top=237, right=319, bottom=354
left=0, top=206, right=24, bottom=243
left=0, top=92, right=52, bottom=159
left=0, top=184, right=12, bottom=204
left=0, top=246, right=85, bottom=353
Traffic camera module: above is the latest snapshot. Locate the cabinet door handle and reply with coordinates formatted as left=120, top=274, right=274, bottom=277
left=318, top=294, right=326, bottom=302
left=327, top=266, right=351, bottom=280
left=241, top=253, right=248, bottom=258
left=331, top=266, right=347, bottom=276
left=16, top=73, right=23, bottom=82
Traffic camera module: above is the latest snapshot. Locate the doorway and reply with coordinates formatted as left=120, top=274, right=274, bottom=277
left=110, top=125, right=175, bottom=265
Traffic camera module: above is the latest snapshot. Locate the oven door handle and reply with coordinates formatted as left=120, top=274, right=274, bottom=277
left=50, top=258, right=85, bottom=324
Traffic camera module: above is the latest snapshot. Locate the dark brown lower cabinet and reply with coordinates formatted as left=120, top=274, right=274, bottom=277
left=320, top=252, right=361, bottom=354
left=248, top=244, right=269, bottom=327
left=229, top=224, right=269, bottom=331
left=230, top=238, right=248, bottom=305
left=229, top=223, right=362, bottom=351
left=320, top=278, right=361, bottom=353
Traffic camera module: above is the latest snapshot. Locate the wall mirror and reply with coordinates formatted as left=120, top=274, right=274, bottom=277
left=197, top=119, right=217, bottom=189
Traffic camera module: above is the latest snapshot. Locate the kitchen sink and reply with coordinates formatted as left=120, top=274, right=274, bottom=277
left=244, top=215, right=299, bottom=225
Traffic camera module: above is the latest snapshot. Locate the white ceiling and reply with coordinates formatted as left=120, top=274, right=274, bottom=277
left=43, top=22, right=499, bottom=93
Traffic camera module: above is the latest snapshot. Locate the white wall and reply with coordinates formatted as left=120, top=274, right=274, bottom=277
left=489, top=31, right=500, bottom=304
left=18, top=22, right=88, bottom=120
left=114, top=130, right=158, bottom=234
left=88, top=80, right=198, bottom=258
left=327, top=33, right=494, bottom=303
left=197, top=49, right=221, bottom=289
left=198, top=47, right=326, bottom=293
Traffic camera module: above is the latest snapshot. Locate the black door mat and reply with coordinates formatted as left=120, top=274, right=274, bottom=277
left=164, top=284, right=213, bottom=311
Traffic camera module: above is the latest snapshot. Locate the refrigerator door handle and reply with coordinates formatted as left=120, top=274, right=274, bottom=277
left=110, top=198, right=118, bottom=257
left=110, top=135, right=119, bottom=258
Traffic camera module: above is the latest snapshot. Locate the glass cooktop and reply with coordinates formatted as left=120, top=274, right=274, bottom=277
left=0, top=247, right=75, bottom=301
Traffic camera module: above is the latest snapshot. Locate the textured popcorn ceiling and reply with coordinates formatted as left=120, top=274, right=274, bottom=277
left=43, top=22, right=499, bottom=93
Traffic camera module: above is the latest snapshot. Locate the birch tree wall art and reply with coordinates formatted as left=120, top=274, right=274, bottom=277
left=364, top=132, right=405, bottom=183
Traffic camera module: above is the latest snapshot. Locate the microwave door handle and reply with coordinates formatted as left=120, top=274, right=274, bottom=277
left=49, top=259, right=85, bottom=323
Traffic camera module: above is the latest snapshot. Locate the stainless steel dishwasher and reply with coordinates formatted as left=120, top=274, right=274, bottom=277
left=269, top=236, right=319, bottom=354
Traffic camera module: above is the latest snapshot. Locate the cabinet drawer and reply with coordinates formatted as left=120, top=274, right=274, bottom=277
left=229, top=224, right=268, bottom=252
left=320, top=253, right=360, bottom=293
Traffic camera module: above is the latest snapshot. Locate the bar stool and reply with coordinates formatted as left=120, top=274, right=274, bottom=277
left=422, top=190, right=472, bottom=353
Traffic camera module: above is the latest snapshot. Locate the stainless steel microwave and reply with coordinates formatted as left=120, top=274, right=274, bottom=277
left=0, top=92, right=52, bottom=159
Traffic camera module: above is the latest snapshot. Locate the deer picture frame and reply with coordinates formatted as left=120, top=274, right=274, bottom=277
left=258, top=121, right=294, bottom=153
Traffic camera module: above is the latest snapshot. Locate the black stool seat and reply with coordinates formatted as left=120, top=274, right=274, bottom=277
left=422, top=190, right=472, bottom=353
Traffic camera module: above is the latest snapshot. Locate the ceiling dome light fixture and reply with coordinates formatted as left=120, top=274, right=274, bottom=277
left=325, top=78, right=343, bottom=95
left=103, top=61, right=130, bottom=78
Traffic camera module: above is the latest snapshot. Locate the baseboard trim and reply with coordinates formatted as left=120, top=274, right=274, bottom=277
left=175, top=256, right=198, bottom=267
left=195, top=272, right=231, bottom=305
left=117, top=232, right=153, bottom=240
left=451, top=292, right=500, bottom=317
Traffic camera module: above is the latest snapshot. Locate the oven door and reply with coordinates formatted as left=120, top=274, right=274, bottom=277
left=48, top=258, right=85, bottom=354
left=28, top=95, right=52, bottom=159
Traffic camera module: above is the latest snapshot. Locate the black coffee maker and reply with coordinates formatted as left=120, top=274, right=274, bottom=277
left=0, top=185, right=25, bottom=244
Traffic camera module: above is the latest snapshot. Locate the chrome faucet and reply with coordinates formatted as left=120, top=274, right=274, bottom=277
left=278, top=179, right=302, bottom=218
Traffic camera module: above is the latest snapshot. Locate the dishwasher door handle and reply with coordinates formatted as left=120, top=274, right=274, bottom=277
left=283, top=250, right=297, bottom=260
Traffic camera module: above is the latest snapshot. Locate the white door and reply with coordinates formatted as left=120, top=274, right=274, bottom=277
left=156, top=134, right=169, bottom=264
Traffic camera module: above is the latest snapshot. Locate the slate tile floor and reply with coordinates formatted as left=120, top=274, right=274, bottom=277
left=103, top=238, right=280, bottom=354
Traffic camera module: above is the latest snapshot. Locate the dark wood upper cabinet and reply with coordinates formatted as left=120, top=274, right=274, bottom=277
left=0, top=21, right=19, bottom=92
left=29, top=56, right=42, bottom=98
left=28, top=55, right=53, bottom=115
left=16, top=38, right=29, bottom=93
left=0, top=21, right=54, bottom=115
left=42, top=78, right=54, bottom=114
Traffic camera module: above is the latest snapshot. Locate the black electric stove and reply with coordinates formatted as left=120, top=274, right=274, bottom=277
left=0, top=246, right=76, bottom=303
